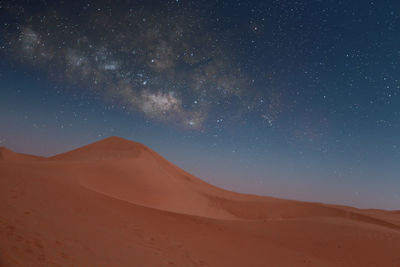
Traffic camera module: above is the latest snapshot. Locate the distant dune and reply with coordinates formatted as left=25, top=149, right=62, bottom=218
left=0, top=147, right=43, bottom=161
left=1, top=136, right=399, bottom=266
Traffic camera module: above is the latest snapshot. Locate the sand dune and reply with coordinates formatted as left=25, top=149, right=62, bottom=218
left=0, top=147, right=43, bottom=161
left=1, top=136, right=399, bottom=266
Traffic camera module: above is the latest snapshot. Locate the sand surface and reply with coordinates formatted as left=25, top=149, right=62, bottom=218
left=1, top=136, right=399, bottom=266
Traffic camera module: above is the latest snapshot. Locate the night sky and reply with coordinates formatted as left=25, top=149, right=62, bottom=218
left=1, top=0, right=400, bottom=209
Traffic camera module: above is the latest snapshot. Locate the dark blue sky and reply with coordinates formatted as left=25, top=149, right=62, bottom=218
left=1, top=0, right=400, bottom=209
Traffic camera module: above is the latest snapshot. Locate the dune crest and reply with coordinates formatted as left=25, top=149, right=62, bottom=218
left=50, top=136, right=147, bottom=160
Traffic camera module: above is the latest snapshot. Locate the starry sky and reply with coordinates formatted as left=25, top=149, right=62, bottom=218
left=1, top=0, right=400, bottom=209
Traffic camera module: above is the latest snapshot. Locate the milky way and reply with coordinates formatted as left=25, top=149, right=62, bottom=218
left=2, top=1, right=280, bottom=130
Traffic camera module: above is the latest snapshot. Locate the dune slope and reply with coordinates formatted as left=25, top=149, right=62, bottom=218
left=0, top=137, right=399, bottom=266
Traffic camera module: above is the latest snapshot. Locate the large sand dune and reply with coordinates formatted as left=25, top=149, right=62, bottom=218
left=0, top=136, right=399, bottom=266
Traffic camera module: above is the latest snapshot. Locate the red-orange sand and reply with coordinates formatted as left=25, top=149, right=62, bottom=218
left=1, top=137, right=399, bottom=266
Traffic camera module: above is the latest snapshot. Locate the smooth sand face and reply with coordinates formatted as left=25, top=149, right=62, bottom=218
left=1, top=136, right=399, bottom=266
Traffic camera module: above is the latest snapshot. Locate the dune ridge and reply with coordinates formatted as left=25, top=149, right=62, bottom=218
left=1, top=136, right=399, bottom=266
left=50, top=136, right=146, bottom=160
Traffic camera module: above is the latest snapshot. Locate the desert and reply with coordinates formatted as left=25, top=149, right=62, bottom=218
left=1, top=137, right=399, bottom=266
